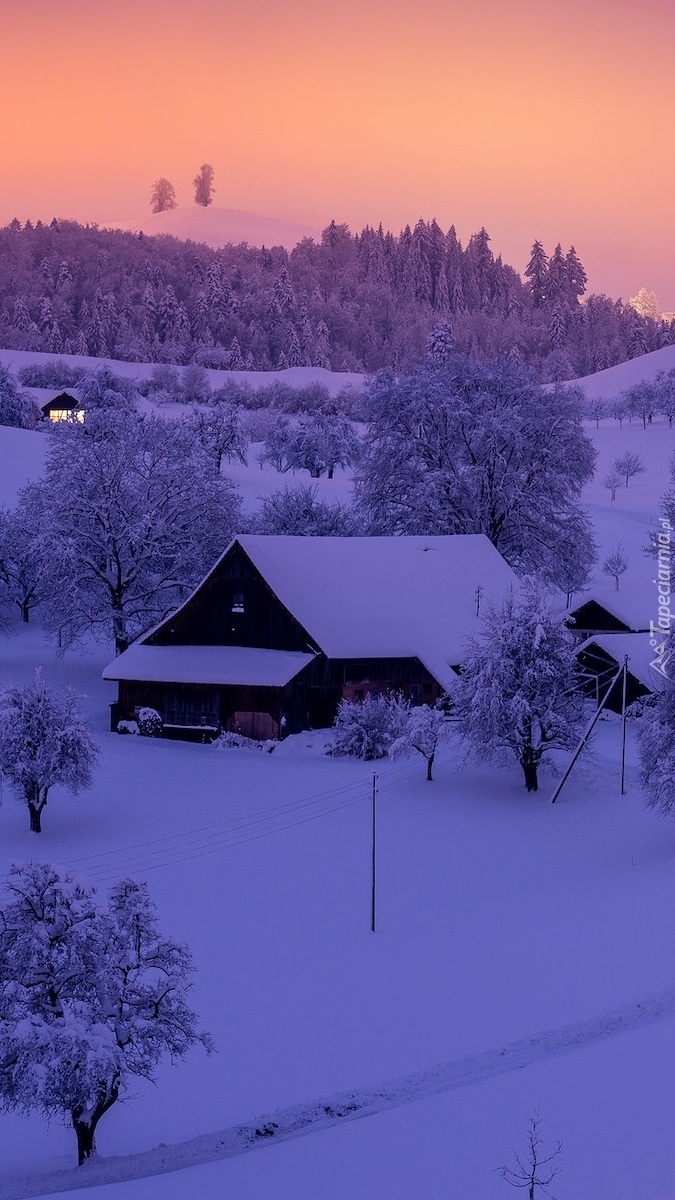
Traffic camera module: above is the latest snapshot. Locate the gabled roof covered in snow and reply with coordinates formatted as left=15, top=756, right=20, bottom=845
left=106, top=534, right=520, bottom=693
left=231, top=535, right=518, bottom=665
left=567, top=591, right=651, bottom=634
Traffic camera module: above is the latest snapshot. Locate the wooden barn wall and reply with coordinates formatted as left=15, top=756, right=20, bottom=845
left=146, top=542, right=316, bottom=653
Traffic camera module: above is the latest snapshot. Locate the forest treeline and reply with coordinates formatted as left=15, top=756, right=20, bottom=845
left=0, top=216, right=672, bottom=377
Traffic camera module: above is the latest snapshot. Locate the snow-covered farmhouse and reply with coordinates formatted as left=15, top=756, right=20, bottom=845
left=103, top=534, right=519, bottom=740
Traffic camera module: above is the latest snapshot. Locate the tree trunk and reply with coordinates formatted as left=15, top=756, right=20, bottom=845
left=21, top=600, right=30, bottom=623
left=74, top=1119, right=97, bottom=1166
left=72, top=1082, right=119, bottom=1166
left=28, top=802, right=42, bottom=833
left=522, top=761, right=539, bottom=792
left=426, top=753, right=434, bottom=781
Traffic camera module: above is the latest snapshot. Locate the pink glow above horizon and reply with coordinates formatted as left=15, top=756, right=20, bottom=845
left=1, top=0, right=674, bottom=307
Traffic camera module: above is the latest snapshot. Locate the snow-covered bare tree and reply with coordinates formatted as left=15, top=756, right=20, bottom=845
left=328, top=692, right=410, bottom=761
left=355, top=359, right=596, bottom=590
left=602, top=543, right=629, bottom=590
left=150, top=177, right=177, bottom=213
left=603, top=466, right=623, bottom=503
left=633, top=645, right=675, bottom=817
left=0, top=862, right=213, bottom=1164
left=0, top=365, right=40, bottom=429
left=25, top=410, right=241, bottom=653
left=613, top=450, right=645, bottom=487
left=252, top=483, right=360, bottom=536
left=389, top=703, right=451, bottom=781
left=77, top=365, right=138, bottom=413
left=183, top=403, right=248, bottom=471
left=0, top=673, right=98, bottom=832
left=452, top=585, right=585, bottom=792
left=588, top=396, right=606, bottom=427
left=193, top=163, right=215, bottom=207
left=0, top=485, right=53, bottom=622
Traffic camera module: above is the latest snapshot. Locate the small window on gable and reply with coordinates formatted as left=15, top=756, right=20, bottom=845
left=231, top=591, right=245, bottom=614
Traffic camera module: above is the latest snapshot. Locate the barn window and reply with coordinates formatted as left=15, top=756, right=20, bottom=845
left=231, top=592, right=245, bottom=614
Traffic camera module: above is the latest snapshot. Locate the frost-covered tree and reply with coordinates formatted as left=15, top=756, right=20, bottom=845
left=0, top=673, right=98, bottom=832
left=0, top=485, right=53, bottom=622
left=634, top=656, right=675, bottom=817
left=0, top=862, right=213, bottom=1164
left=356, top=358, right=596, bottom=590
left=252, top=483, right=360, bottom=536
left=150, top=177, right=177, bottom=213
left=452, top=585, right=585, bottom=792
left=77, top=365, right=138, bottom=413
left=426, top=319, right=454, bottom=366
left=389, top=703, right=451, bottom=781
left=328, top=692, right=410, bottom=761
left=613, top=451, right=646, bottom=487
left=183, top=403, right=248, bottom=471
left=0, top=366, right=40, bottom=429
left=603, top=466, right=623, bottom=503
left=193, top=163, right=215, bottom=207
left=602, top=543, right=629, bottom=590
left=26, top=410, right=241, bottom=653
left=588, top=396, right=606, bottom=427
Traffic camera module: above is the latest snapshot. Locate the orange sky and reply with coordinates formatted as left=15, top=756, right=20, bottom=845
left=1, top=0, right=674, bottom=307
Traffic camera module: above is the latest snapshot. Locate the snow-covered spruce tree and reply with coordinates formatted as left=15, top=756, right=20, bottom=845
left=355, top=358, right=596, bottom=591
left=389, top=703, right=451, bottom=781
left=23, top=409, right=241, bottom=653
left=0, top=673, right=98, bottom=832
left=452, top=586, right=585, bottom=792
left=328, top=692, right=410, bottom=761
left=0, top=862, right=213, bottom=1164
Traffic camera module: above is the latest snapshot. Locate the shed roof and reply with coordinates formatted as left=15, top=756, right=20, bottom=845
left=103, top=645, right=315, bottom=687
left=577, top=633, right=665, bottom=692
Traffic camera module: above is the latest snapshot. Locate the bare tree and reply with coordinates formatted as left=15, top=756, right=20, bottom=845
left=150, top=177, right=177, bottom=213
left=193, top=163, right=215, bottom=207
left=603, top=543, right=629, bottom=590
left=588, top=396, right=606, bottom=427
left=613, top=451, right=646, bottom=487
left=603, top=466, right=623, bottom=503
left=497, top=1113, right=562, bottom=1199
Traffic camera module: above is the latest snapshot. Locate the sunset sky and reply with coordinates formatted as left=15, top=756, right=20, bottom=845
left=1, top=0, right=674, bottom=307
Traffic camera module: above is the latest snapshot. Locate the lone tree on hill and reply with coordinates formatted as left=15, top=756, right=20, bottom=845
left=613, top=451, right=645, bottom=487
left=452, top=585, right=585, bottom=793
left=602, top=543, right=629, bottom=591
left=193, top=163, right=215, bottom=207
left=150, top=177, right=177, bottom=213
left=0, top=861, right=213, bottom=1164
left=0, top=673, right=98, bottom=832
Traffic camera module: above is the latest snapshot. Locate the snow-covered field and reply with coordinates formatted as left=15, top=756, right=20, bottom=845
left=1, top=352, right=675, bottom=1199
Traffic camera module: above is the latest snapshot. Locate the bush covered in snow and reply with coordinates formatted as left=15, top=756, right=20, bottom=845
left=213, top=731, right=276, bottom=753
left=328, top=692, right=410, bottom=761
left=137, top=707, right=163, bottom=737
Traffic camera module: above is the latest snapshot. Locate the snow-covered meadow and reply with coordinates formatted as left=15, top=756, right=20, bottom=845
left=1, top=350, right=675, bottom=1198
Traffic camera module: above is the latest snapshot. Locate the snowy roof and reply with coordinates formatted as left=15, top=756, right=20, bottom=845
left=578, top=633, right=664, bottom=692
left=103, top=645, right=315, bottom=687
left=568, top=591, right=651, bottom=633
left=211, top=534, right=517, bottom=687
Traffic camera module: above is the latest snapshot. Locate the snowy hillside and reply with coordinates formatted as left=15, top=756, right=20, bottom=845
left=573, top=343, right=675, bottom=399
left=0, top=350, right=675, bottom=1198
left=108, top=205, right=322, bottom=251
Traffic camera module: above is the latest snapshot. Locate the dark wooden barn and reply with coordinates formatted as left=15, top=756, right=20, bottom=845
left=103, top=534, right=519, bottom=740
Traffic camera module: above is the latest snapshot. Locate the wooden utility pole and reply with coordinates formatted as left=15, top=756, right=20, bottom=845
left=620, top=655, right=629, bottom=795
left=371, top=773, right=377, bottom=933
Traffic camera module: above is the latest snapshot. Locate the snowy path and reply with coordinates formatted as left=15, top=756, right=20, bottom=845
left=4, top=986, right=675, bottom=1200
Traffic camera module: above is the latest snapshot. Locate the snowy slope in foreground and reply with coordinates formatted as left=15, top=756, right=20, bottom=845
left=107, top=205, right=322, bottom=251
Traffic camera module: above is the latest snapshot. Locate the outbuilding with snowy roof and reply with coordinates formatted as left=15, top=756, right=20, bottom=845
left=103, top=534, right=519, bottom=740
